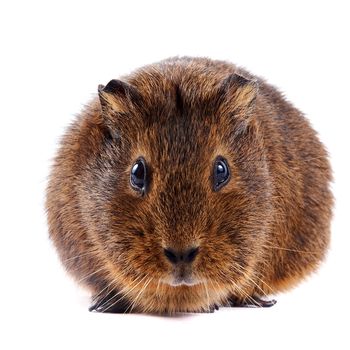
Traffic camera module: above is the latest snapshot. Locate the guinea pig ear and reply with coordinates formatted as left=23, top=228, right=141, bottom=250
left=98, top=79, right=141, bottom=114
left=218, top=73, right=258, bottom=117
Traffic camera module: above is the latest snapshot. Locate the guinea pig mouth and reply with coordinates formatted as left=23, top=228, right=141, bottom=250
left=163, top=266, right=200, bottom=287
left=168, top=276, right=198, bottom=287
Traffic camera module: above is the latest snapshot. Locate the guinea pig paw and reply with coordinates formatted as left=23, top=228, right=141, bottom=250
left=190, top=304, right=219, bottom=313
left=228, top=295, right=276, bottom=308
left=89, top=291, right=132, bottom=313
left=207, top=304, right=220, bottom=313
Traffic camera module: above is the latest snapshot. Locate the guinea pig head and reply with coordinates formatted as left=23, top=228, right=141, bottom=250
left=82, top=72, right=273, bottom=312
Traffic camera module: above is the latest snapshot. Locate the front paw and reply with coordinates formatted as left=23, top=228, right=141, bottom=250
left=89, top=291, right=132, bottom=313
left=228, top=295, right=276, bottom=308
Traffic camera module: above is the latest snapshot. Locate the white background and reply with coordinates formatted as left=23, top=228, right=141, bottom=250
left=1, top=1, right=349, bottom=349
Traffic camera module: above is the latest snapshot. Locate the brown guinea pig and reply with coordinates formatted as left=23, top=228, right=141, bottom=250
left=46, top=57, right=333, bottom=313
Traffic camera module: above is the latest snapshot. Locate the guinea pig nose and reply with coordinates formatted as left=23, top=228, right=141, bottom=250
left=163, top=247, right=199, bottom=264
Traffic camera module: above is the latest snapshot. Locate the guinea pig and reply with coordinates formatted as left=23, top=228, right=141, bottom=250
left=46, top=57, right=333, bottom=313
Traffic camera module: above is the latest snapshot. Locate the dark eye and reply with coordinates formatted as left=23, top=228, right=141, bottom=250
left=130, top=157, right=147, bottom=194
left=213, top=156, right=230, bottom=191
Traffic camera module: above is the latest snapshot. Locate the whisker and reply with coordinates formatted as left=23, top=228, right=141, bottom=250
left=62, top=249, right=99, bottom=263
left=216, top=271, right=257, bottom=306
left=144, top=278, right=161, bottom=314
left=232, top=263, right=268, bottom=298
left=76, top=266, right=106, bottom=284
left=155, top=278, right=162, bottom=296
left=98, top=274, right=147, bottom=312
left=235, top=155, right=329, bottom=164
left=263, top=244, right=318, bottom=255
left=229, top=277, right=258, bottom=306
left=127, top=277, right=153, bottom=313
left=92, top=277, right=120, bottom=303
left=204, top=281, right=210, bottom=312
left=209, top=279, right=228, bottom=308
left=94, top=273, right=143, bottom=311
left=233, top=262, right=273, bottom=299
left=215, top=280, right=229, bottom=306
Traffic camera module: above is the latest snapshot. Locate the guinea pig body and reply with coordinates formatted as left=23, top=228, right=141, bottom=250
left=46, top=57, right=333, bottom=313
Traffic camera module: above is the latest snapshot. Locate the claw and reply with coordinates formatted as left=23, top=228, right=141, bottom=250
left=89, top=291, right=131, bottom=313
left=208, top=303, right=220, bottom=313
left=228, top=295, right=277, bottom=308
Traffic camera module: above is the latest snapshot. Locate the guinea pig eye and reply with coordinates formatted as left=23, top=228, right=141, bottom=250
left=213, top=156, right=230, bottom=191
left=130, top=157, right=147, bottom=194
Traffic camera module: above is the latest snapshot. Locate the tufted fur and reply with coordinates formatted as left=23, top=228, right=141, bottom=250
left=46, top=57, right=333, bottom=313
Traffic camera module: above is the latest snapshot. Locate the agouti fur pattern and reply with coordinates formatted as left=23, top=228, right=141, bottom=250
left=46, top=57, right=333, bottom=313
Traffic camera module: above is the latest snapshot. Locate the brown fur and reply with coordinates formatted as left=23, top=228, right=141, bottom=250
left=46, top=57, right=333, bottom=313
